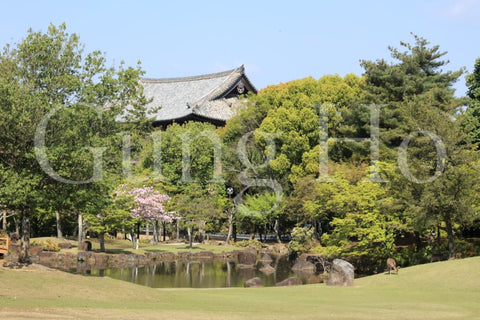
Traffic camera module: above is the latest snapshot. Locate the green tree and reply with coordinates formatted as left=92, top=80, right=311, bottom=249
left=361, top=34, right=479, bottom=258
left=236, top=191, right=285, bottom=242
left=137, top=121, right=222, bottom=185
left=256, top=75, right=366, bottom=187
left=289, top=226, right=316, bottom=254
left=463, top=58, right=480, bottom=144
left=360, top=33, right=464, bottom=152
left=0, top=23, right=148, bottom=263
left=317, top=168, right=400, bottom=273
left=171, top=183, right=225, bottom=248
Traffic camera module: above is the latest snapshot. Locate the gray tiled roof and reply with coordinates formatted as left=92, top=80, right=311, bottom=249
left=140, top=65, right=256, bottom=124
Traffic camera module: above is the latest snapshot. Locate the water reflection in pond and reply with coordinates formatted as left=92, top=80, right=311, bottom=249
left=82, top=257, right=323, bottom=288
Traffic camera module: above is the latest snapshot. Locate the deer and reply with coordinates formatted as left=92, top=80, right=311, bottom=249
left=387, top=258, right=398, bottom=275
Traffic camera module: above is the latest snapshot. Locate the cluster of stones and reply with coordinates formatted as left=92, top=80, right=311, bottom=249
left=244, top=254, right=354, bottom=288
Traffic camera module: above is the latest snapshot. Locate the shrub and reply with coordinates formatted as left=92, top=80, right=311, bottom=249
left=235, top=239, right=262, bottom=250
left=451, top=239, right=480, bottom=258
left=30, top=239, right=60, bottom=252
left=289, top=227, right=315, bottom=254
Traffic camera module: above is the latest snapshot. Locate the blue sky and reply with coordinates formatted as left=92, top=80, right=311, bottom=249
left=1, top=0, right=479, bottom=95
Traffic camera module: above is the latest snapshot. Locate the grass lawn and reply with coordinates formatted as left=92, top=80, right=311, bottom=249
left=0, top=256, right=479, bottom=319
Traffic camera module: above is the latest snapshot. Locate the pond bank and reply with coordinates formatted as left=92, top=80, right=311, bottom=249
left=4, top=242, right=290, bottom=272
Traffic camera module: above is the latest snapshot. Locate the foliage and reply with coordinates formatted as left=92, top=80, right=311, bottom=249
left=30, top=239, right=60, bottom=252
left=137, top=121, right=221, bottom=185
left=255, top=75, right=366, bottom=186
left=0, top=23, right=148, bottom=261
left=170, top=182, right=226, bottom=247
left=236, top=191, right=286, bottom=240
left=1, top=25, right=479, bottom=271
left=314, top=167, right=400, bottom=273
left=360, top=34, right=479, bottom=259
left=361, top=33, right=465, bottom=154
left=288, top=226, right=316, bottom=254
left=235, top=239, right=263, bottom=250
left=463, top=57, right=480, bottom=145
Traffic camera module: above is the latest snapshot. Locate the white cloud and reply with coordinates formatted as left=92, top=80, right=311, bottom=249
left=440, top=0, right=480, bottom=20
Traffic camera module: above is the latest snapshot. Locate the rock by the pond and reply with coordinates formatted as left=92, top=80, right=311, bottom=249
left=58, top=242, right=72, bottom=249
left=276, top=277, right=303, bottom=287
left=244, top=277, right=263, bottom=287
left=260, top=253, right=273, bottom=263
left=78, top=241, right=92, bottom=251
left=237, top=250, right=257, bottom=265
left=292, top=260, right=315, bottom=272
left=326, top=259, right=354, bottom=287
left=77, top=251, right=94, bottom=262
left=197, top=251, right=214, bottom=259
left=28, top=245, right=44, bottom=256
left=259, top=264, right=276, bottom=275
left=38, top=251, right=57, bottom=264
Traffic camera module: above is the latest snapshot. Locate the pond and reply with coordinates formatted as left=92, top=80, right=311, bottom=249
left=76, top=257, right=324, bottom=288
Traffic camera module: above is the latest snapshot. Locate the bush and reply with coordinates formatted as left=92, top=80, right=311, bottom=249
left=452, top=239, right=480, bottom=258
left=235, top=239, right=262, bottom=250
left=289, top=227, right=316, bottom=254
left=30, top=239, right=60, bottom=252
left=393, top=245, right=431, bottom=268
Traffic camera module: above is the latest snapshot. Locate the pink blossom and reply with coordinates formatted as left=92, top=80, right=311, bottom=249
left=128, top=186, right=175, bottom=222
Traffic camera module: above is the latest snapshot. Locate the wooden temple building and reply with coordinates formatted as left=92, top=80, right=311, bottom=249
left=139, top=65, right=257, bottom=127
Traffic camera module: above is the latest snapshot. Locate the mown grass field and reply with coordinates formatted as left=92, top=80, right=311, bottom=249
left=0, top=256, right=479, bottom=319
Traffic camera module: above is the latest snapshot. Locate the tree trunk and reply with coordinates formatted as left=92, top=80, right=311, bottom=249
left=135, top=223, right=140, bottom=250
left=130, top=231, right=136, bottom=249
left=77, top=212, right=83, bottom=248
left=435, top=226, right=441, bottom=255
left=56, top=211, right=63, bottom=239
left=274, top=219, right=281, bottom=243
left=187, top=226, right=193, bottom=248
left=153, top=220, right=159, bottom=244
left=233, top=221, right=236, bottom=242
left=445, top=215, right=456, bottom=259
left=14, top=215, right=20, bottom=234
left=313, top=219, right=321, bottom=239
left=1, top=210, right=6, bottom=231
left=99, top=232, right=105, bottom=252
left=198, top=220, right=205, bottom=244
left=175, top=221, right=179, bottom=240
left=225, top=209, right=233, bottom=244
left=162, top=221, right=167, bottom=242
left=249, top=223, right=255, bottom=240
left=19, top=210, right=31, bottom=264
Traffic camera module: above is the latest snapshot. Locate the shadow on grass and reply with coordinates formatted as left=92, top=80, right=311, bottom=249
left=93, top=248, right=135, bottom=254
left=144, top=246, right=202, bottom=252
left=142, top=248, right=170, bottom=253
left=90, top=247, right=204, bottom=254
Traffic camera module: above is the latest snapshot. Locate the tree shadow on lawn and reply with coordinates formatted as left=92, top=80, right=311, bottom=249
left=90, top=248, right=169, bottom=254
left=144, top=246, right=203, bottom=252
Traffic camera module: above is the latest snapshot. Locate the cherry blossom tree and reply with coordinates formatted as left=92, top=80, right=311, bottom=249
left=128, top=186, right=178, bottom=245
